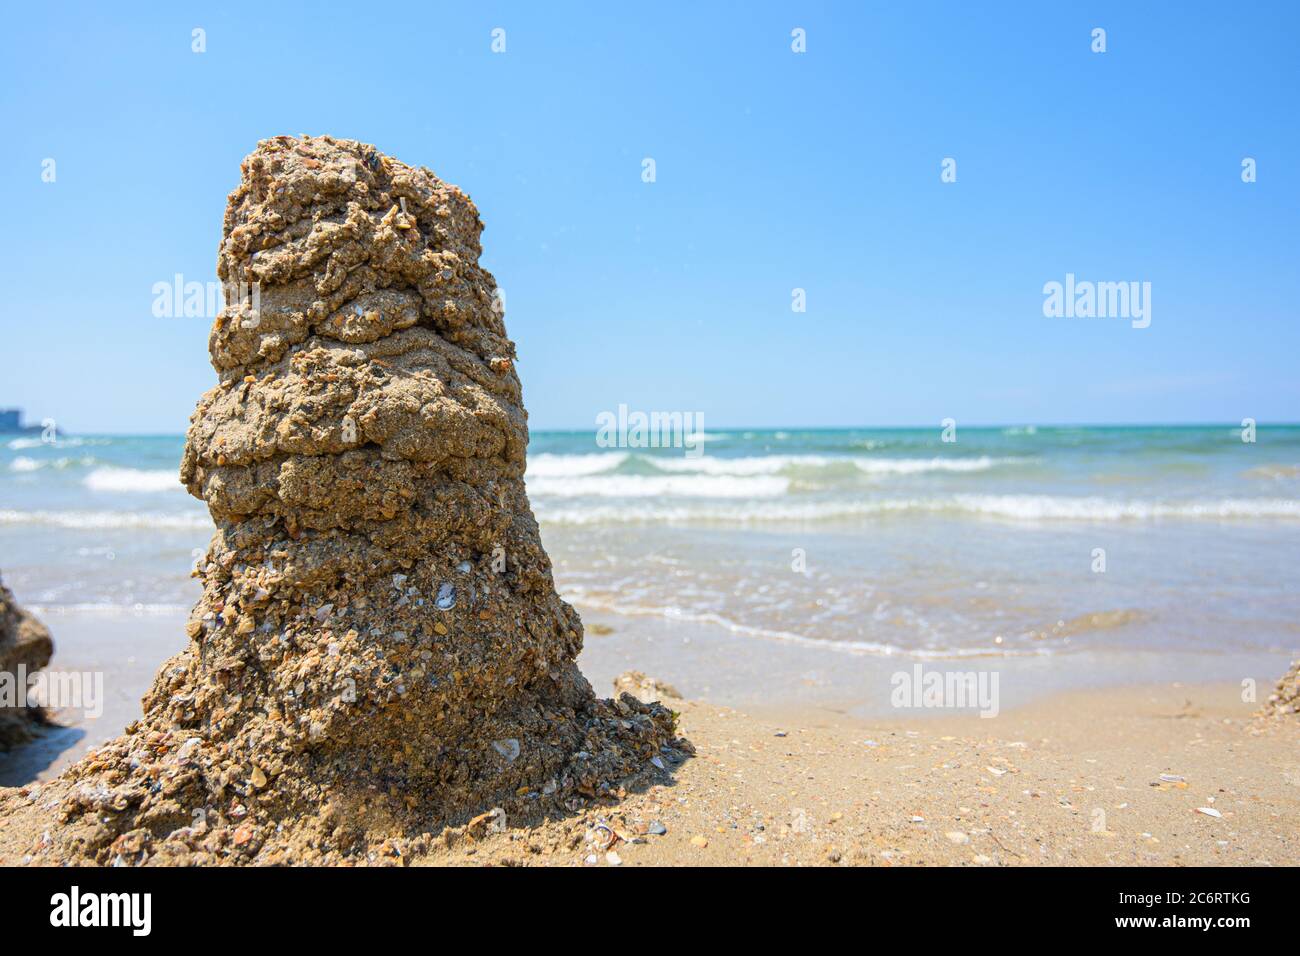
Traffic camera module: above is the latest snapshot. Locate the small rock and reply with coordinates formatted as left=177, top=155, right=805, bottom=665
left=690, top=835, right=709, bottom=848
left=612, top=670, right=681, bottom=704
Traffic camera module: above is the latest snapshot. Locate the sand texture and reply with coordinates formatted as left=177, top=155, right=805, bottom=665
left=399, top=681, right=1299, bottom=867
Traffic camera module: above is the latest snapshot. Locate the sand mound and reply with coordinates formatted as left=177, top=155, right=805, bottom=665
left=1264, top=660, right=1300, bottom=718
left=0, top=136, right=682, bottom=865
left=0, top=575, right=53, bottom=751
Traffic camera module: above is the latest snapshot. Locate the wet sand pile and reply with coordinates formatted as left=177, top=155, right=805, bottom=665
left=0, top=574, right=53, bottom=751
left=0, top=136, right=682, bottom=865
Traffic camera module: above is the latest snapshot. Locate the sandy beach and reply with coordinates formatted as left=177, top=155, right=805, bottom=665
left=3, top=605, right=1296, bottom=866
left=407, top=679, right=1300, bottom=868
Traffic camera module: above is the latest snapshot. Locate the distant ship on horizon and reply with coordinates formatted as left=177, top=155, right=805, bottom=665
left=0, top=408, right=58, bottom=437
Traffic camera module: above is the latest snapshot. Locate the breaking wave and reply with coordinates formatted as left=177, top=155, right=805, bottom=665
left=565, top=591, right=1054, bottom=660
left=10, top=455, right=97, bottom=472
left=535, top=494, right=1300, bottom=526
left=528, top=474, right=790, bottom=499
left=524, top=451, right=1023, bottom=480
left=83, top=467, right=180, bottom=493
left=0, top=509, right=210, bottom=530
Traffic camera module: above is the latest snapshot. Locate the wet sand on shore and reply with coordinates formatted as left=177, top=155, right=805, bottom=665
left=417, top=680, right=1300, bottom=867
left=3, top=608, right=1295, bottom=866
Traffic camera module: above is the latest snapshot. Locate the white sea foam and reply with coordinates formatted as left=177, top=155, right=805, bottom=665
left=526, top=452, right=627, bottom=477
left=852, top=456, right=1010, bottom=475
left=525, top=452, right=1020, bottom=478
left=9, top=455, right=96, bottom=472
left=535, top=494, right=1300, bottom=525
left=0, top=509, right=210, bottom=530
left=649, top=454, right=828, bottom=475
left=564, top=591, right=1051, bottom=660
left=659, top=454, right=1016, bottom=475
left=83, top=467, right=179, bottom=493
left=26, top=603, right=192, bottom=616
left=942, top=494, right=1300, bottom=521
left=527, top=473, right=789, bottom=499
left=5, top=436, right=105, bottom=450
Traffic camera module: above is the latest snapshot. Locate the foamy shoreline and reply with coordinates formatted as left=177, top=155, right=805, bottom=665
left=3, top=603, right=1289, bottom=790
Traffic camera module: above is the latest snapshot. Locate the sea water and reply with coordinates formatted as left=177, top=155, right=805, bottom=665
left=2, top=426, right=1298, bottom=661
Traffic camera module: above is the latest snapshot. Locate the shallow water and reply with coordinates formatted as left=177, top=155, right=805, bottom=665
left=2, top=426, right=1298, bottom=661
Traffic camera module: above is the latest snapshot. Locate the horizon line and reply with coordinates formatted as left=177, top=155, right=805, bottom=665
left=22, top=420, right=1298, bottom=439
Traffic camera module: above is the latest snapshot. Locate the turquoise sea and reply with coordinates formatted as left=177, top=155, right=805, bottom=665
left=2, top=425, right=1298, bottom=660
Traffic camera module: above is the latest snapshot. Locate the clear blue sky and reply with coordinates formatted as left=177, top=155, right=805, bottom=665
left=2, top=2, right=1297, bottom=433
